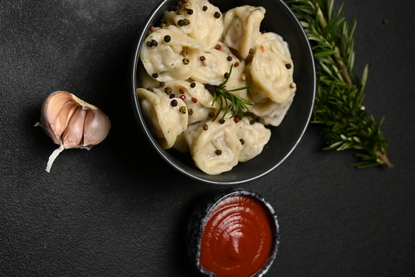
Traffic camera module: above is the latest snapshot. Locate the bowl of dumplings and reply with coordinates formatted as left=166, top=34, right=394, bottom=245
left=130, top=0, right=316, bottom=185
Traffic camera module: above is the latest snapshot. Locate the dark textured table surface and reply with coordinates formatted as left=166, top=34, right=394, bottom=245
left=1, top=0, right=414, bottom=276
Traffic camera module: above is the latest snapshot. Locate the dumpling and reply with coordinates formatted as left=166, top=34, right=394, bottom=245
left=246, top=32, right=295, bottom=103
left=222, top=6, right=266, bottom=59
left=184, top=119, right=242, bottom=175
left=137, top=60, right=159, bottom=89
left=249, top=94, right=295, bottom=126
left=191, top=0, right=224, bottom=49
left=256, top=32, right=292, bottom=59
left=235, top=116, right=271, bottom=162
left=162, top=80, right=218, bottom=124
left=140, top=25, right=203, bottom=82
left=136, top=88, right=188, bottom=149
left=163, top=0, right=224, bottom=50
left=191, top=42, right=243, bottom=86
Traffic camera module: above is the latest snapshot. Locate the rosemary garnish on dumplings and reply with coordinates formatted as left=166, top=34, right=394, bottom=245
left=205, top=64, right=252, bottom=122
left=288, top=0, right=392, bottom=168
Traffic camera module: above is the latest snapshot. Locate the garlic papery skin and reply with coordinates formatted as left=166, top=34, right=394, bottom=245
left=37, top=91, right=111, bottom=172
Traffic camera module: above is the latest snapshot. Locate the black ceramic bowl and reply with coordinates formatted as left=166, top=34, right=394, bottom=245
left=130, top=0, right=315, bottom=185
left=187, top=188, right=280, bottom=276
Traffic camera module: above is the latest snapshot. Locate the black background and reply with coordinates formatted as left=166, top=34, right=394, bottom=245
left=1, top=0, right=414, bottom=276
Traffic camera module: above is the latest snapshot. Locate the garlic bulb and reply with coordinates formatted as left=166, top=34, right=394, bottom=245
left=36, top=91, right=111, bottom=172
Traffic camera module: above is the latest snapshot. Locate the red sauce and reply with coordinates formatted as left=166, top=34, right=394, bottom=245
left=200, top=195, right=274, bottom=277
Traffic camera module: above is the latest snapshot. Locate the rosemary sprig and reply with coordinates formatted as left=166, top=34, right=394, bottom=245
left=287, top=0, right=393, bottom=168
left=205, top=64, right=252, bottom=121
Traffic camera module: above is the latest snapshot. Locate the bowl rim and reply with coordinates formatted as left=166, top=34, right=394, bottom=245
left=130, top=0, right=316, bottom=185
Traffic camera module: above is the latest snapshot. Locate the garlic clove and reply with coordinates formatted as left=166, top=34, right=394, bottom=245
left=54, top=100, right=78, bottom=140
left=83, top=108, right=111, bottom=146
left=61, top=105, right=87, bottom=148
left=37, top=91, right=111, bottom=172
left=41, top=91, right=72, bottom=127
left=40, top=91, right=73, bottom=145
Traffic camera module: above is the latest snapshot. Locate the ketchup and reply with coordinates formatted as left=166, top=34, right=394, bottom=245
left=199, top=195, right=274, bottom=277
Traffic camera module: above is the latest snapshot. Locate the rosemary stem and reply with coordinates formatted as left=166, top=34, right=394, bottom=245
left=315, top=1, right=353, bottom=86
left=316, top=2, right=328, bottom=28
left=376, top=151, right=394, bottom=168
left=333, top=46, right=353, bottom=85
left=289, top=0, right=392, bottom=168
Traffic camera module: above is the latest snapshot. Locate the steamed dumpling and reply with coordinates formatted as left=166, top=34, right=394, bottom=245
left=222, top=6, right=266, bottom=59
left=162, top=80, right=218, bottom=124
left=246, top=32, right=295, bottom=103
left=235, top=116, right=271, bottom=162
left=191, top=42, right=243, bottom=86
left=140, top=25, right=203, bottom=82
left=249, top=94, right=294, bottom=126
left=137, top=88, right=188, bottom=149
left=183, top=119, right=242, bottom=175
left=163, top=0, right=224, bottom=49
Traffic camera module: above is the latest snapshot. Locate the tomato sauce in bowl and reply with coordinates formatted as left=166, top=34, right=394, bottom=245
left=187, top=189, right=280, bottom=277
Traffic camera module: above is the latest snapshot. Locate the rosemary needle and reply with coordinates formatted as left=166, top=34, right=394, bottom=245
left=287, top=0, right=392, bottom=168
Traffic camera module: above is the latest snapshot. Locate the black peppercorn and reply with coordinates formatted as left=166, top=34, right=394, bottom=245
left=164, top=35, right=171, bottom=43
left=165, top=87, right=173, bottom=94
left=171, top=99, right=178, bottom=107
left=214, top=11, right=221, bottom=18
left=204, top=84, right=214, bottom=92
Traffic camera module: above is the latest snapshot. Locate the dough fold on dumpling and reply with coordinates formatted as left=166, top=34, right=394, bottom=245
left=191, top=42, right=242, bottom=86
left=246, top=32, right=295, bottom=104
left=222, top=6, right=266, bottom=59
left=140, top=25, right=203, bottom=82
left=163, top=80, right=218, bottom=124
left=163, top=0, right=223, bottom=50
left=235, top=116, right=271, bottom=162
left=249, top=94, right=295, bottom=126
left=183, top=119, right=242, bottom=175
left=137, top=88, right=188, bottom=149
